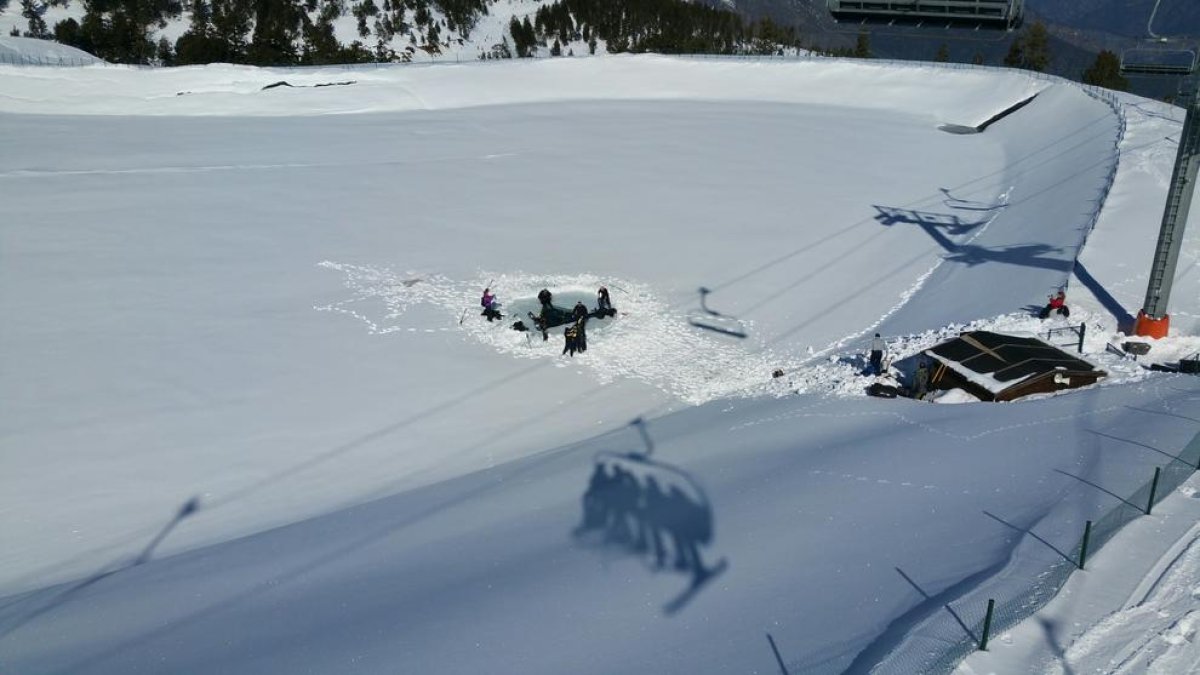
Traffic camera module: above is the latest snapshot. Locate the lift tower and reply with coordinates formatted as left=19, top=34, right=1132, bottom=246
left=1134, top=84, right=1200, bottom=338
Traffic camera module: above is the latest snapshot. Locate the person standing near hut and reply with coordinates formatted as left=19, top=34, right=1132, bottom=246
left=868, top=333, right=886, bottom=376
left=912, top=358, right=930, bottom=400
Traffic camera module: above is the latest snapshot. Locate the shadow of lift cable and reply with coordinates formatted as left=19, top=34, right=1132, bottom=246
left=0, top=497, right=200, bottom=640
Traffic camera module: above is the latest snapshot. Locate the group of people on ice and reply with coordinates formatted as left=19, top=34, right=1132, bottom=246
left=549, top=287, right=615, bottom=357
left=477, top=284, right=617, bottom=357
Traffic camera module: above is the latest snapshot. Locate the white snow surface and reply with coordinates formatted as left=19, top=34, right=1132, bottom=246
left=2, top=54, right=1200, bottom=675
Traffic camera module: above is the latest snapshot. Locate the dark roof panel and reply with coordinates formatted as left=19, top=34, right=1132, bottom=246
left=930, top=330, right=1101, bottom=383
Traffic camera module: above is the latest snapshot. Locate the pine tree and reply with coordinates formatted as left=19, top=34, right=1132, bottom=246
left=1023, top=21, right=1050, bottom=72
left=1082, top=50, right=1129, bottom=91
left=249, top=0, right=303, bottom=64
left=1004, top=39, right=1023, bottom=68
left=853, top=30, right=871, bottom=59
left=521, top=16, right=534, bottom=52
left=210, top=0, right=253, bottom=61
left=156, top=36, right=174, bottom=64
left=1004, top=21, right=1050, bottom=72
left=20, top=0, right=50, bottom=39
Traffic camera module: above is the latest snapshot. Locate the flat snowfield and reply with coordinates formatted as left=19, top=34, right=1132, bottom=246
left=2, top=56, right=1199, bottom=674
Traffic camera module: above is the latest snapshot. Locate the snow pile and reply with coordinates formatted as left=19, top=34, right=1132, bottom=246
left=0, top=35, right=101, bottom=63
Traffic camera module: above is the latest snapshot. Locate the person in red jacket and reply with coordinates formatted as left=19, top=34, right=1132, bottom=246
left=1039, top=290, right=1069, bottom=319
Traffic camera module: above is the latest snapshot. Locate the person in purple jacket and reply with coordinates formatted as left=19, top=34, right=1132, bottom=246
left=480, top=288, right=501, bottom=322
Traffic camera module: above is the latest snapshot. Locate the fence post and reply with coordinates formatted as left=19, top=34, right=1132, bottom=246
left=979, top=598, right=996, bottom=651
left=1146, top=466, right=1161, bottom=514
left=1078, top=520, right=1092, bottom=569
left=1078, top=323, right=1086, bottom=354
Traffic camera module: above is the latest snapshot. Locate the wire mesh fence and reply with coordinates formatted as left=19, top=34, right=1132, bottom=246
left=0, top=52, right=100, bottom=66
left=921, top=430, right=1200, bottom=674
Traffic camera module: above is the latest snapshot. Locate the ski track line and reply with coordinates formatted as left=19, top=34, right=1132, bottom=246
left=1062, top=532, right=1200, bottom=675
left=808, top=469, right=956, bottom=494
left=1128, top=521, right=1200, bottom=610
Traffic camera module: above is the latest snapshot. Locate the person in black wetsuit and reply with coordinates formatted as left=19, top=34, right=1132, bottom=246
left=597, top=286, right=614, bottom=316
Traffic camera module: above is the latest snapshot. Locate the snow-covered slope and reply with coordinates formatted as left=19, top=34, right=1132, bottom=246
left=1, top=55, right=1199, bottom=674
left=0, top=0, right=605, bottom=64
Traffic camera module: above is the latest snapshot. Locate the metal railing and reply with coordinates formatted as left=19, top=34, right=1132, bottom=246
left=902, top=430, right=1200, bottom=674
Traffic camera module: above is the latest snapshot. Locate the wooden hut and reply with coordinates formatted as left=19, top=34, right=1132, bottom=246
left=923, top=330, right=1105, bottom=402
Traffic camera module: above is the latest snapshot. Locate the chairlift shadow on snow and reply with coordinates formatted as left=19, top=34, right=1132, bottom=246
left=873, top=205, right=988, bottom=237
left=571, top=418, right=727, bottom=615
left=874, top=204, right=1070, bottom=272
left=938, top=188, right=1009, bottom=212
left=687, top=287, right=748, bottom=339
